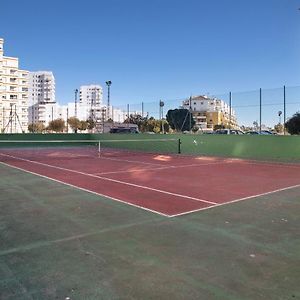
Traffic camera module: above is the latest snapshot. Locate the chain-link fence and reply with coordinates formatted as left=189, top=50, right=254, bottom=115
left=111, top=85, right=300, bottom=131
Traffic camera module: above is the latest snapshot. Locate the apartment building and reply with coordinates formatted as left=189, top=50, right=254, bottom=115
left=79, top=85, right=103, bottom=121
left=28, top=71, right=56, bottom=126
left=182, top=95, right=238, bottom=131
left=0, top=38, right=29, bottom=133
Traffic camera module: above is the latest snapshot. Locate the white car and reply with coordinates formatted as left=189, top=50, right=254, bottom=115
left=214, top=129, right=244, bottom=135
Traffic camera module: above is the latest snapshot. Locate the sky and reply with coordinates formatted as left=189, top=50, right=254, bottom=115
left=1, top=0, right=300, bottom=121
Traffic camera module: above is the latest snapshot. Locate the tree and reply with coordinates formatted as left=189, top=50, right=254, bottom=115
left=28, top=122, right=46, bottom=133
left=166, top=109, right=195, bottom=132
left=285, top=112, right=300, bottom=135
left=67, top=117, right=81, bottom=133
left=87, top=118, right=96, bottom=131
left=274, top=123, right=284, bottom=134
left=79, top=120, right=88, bottom=131
left=192, top=126, right=199, bottom=133
left=47, top=119, right=65, bottom=133
left=213, top=124, right=225, bottom=131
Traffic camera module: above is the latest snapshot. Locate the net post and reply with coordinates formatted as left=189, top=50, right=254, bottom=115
left=98, top=140, right=101, bottom=157
left=178, top=138, right=181, bottom=154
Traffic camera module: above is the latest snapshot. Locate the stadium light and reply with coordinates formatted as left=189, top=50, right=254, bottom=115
left=106, top=81, right=112, bottom=120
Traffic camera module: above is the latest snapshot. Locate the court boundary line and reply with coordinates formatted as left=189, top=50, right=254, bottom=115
left=169, top=183, right=300, bottom=217
left=0, top=161, right=170, bottom=218
left=0, top=153, right=217, bottom=205
left=0, top=218, right=162, bottom=257
left=99, top=156, right=164, bottom=166
left=94, top=161, right=230, bottom=176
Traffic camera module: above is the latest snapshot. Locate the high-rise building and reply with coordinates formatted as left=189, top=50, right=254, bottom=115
left=28, top=71, right=56, bottom=126
left=79, top=85, right=103, bottom=121
left=0, top=38, right=29, bottom=133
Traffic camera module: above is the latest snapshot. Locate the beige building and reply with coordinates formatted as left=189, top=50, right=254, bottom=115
left=182, top=95, right=238, bottom=131
left=0, top=38, right=29, bottom=133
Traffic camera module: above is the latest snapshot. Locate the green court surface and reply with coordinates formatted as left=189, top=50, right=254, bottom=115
left=1, top=162, right=300, bottom=300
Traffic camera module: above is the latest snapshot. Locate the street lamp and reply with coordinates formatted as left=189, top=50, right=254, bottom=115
left=106, top=81, right=112, bottom=120
left=278, top=111, right=282, bottom=124
left=159, top=100, right=165, bottom=134
left=74, top=89, right=78, bottom=118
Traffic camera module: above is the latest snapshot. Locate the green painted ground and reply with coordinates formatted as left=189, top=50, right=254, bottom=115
left=0, top=164, right=299, bottom=300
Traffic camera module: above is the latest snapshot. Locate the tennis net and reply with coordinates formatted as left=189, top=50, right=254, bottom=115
left=0, top=138, right=181, bottom=161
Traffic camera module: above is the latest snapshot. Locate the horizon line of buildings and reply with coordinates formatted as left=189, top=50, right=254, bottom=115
left=0, top=37, right=239, bottom=133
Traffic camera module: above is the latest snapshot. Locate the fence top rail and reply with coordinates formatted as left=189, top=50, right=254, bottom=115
left=0, top=138, right=179, bottom=143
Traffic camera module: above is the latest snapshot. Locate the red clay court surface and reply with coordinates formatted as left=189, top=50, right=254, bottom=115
left=1, top=147, right=300, bottom=217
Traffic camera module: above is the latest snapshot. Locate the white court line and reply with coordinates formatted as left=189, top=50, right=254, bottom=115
left=0, top=153, right=217, bottom=206
left=0, top=161, right=169, bottom=218
left=169, top=183, right=300, bottom=217
left=99, top=156, right=164, bottom=166
left=94, top=161, right=229, bottom=176
left=235, top=160, right=300, bottom=169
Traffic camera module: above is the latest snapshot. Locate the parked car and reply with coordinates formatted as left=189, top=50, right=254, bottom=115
left=110, top=127, right=139, bottom=134
left=245, top=130, right=276, bottom=135
left=214, top=129, right=244, bottom=135
left=260, top=130, right=275, bottom=135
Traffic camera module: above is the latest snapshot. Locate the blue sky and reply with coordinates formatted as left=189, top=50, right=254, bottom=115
left=1, top=0, right=300, bottom=112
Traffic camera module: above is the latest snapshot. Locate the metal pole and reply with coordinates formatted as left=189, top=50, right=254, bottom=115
left=14, top=105, right=17, bottom=133
left=107, top=84, right=110, bottom=119
left=259, top=88, right=262, bottom=133
left=127, top=104, right=129, bottom=127
left=106, top=81, right=112, bottom=120
left=283, top=85, right=286, bottom=135
left=229, top=91, right=232, bottom=129
left=75, top=89, right=78, bottom=118
left=10, top=104, right=13, bottom=133
left=189, top=96, right=192, bottom=133
left=142, top=102, right=144, bottom=117
left=67, top=107, right=69, bottom=133
left=2, top=107, right=4, bottom=133
left=162, top=105, right=164, bottom=134
left=75, top=89, right=78, bottom=133
left=178, top=138, right=181, bottom=154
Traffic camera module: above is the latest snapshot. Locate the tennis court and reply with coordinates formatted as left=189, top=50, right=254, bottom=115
left=1, top=135, right=300, bottom=299
left=1, top=140, right=299, bottom=217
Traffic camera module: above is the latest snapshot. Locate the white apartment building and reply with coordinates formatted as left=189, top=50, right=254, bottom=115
left=182, top=95, right=238, bottom=131
left=0, top=38, right=29, bottom=133
left=28, top=71, right=56, bottom=126
left=79, top=85, right=103, bottom=121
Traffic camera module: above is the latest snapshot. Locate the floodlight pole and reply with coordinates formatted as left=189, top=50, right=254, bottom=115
left=159, top=100, right=165, bottom=134
left=74, top=89, right=78, bottom=119
left=106, top=81, right=112, bottom=120
left=74, top=89, right=78, bottom=133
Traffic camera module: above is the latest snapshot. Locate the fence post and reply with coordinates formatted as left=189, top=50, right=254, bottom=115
left=229, top=91, right=232, bottom=129
left=259, top=88, right=262, bottom=133
left=283, top=85, right=286, bottom=135
left=127, top=104, right=129, bottom=127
